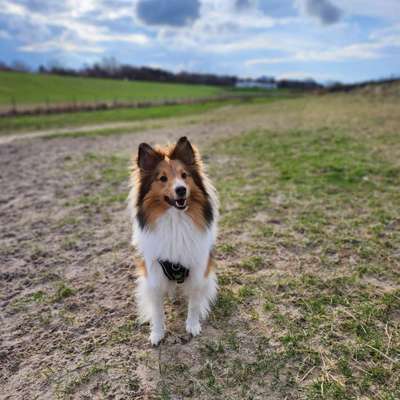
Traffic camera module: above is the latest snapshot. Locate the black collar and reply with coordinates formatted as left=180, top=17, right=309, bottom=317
left=158, top=259, right=189, bottom=283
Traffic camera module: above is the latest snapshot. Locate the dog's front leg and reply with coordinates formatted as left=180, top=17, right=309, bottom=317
left=136, top=274, right=166, bottom=345
left=148, top=288, right=165, bottom=346
left=185, top=272, right=218, bottom=337
left=186, top=288, right=202, bottom=336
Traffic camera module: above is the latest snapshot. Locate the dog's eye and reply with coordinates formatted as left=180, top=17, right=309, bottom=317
left=181, top=172, right=187, bottom=179
left=160, top=176, right=168, bottom=182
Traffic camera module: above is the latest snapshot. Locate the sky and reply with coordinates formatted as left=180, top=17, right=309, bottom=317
left=0, top=0, right=399, bottom=83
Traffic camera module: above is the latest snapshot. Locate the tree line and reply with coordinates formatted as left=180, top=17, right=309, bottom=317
left=0, top=58, right=320, bottom=89
left=38, top=58, right=238, bottom=87
left=1, top=57, right=397, bottom=91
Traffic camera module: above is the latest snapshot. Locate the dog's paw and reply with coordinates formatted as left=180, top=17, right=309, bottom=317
left=149, top=330, right=165, bottom=346
left=186, top=319, right=201, bottom=337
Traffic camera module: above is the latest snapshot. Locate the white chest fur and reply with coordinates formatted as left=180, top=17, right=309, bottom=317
left=133, top=208, right=214, bottom=273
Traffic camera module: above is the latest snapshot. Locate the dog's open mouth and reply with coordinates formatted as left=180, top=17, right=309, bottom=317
left=164, top=196, right=187, bottom=210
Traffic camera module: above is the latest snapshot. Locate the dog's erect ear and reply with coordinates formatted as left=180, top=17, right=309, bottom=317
left=137, top=143, right=163, bottom=171
left=170, top=136, right=195, bottom=165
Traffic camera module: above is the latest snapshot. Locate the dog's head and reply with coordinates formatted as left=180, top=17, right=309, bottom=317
left=134, top=137, right=213, bottom=229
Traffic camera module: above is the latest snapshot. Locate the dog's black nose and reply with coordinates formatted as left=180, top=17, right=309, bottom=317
left=175, top=186, right=186, bottom=197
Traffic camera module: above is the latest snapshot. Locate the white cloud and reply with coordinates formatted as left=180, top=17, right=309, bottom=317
left=152, top=16, right=300, bottom=55
left=56, top=20, right=150, bottom=45
left=277, top=71, right=314, bottom=80
left=297, top=43, right=383, bottom=62
left=1, top=1, right=26, bottom=16
left=0, top=0, right=150, bottom=55
left=0, top=30, right=10, bottom=39
left=334, top=0, right=400, bottom=21
left=19, top=40, right=104, bottom=54
left=276, top=71, right=323, bottom=80
left=131, top=0, right=297, bottom=53
left=246, top=33, right=400, bottom=66
left=369, top=24, right=400, bottom=49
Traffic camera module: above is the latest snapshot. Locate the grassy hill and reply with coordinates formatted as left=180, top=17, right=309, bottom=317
left=0, top=95, right=293, bottom=134
left=0, top=71, right=225, bottom=105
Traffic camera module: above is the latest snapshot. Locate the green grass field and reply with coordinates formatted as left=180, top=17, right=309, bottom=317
left=0, top=71, right=225, bottom=105
left=0, top=94, right=294, bottom=134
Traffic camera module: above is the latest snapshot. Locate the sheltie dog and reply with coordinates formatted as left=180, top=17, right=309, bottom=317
left=128, top=136, right=219, bottom=345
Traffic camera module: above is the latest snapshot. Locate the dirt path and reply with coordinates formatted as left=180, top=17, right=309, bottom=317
left=0, top=121, right=147, bottom=144
left=0, top=115, right=203, bottom=144
left=0, top=106, right=275, bottom=399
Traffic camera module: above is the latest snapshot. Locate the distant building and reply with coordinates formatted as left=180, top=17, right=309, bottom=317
left=236, top=79, right=277, bottom=89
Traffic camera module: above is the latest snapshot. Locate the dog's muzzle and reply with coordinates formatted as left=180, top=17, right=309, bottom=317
left=164, top=196, right=187, bottom=210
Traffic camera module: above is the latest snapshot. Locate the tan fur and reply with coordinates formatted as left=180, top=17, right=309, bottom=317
left=129, top=141, right=218, bottom=231
left=135, top=258, right=147, bottom=277
left=205, top=255, right=215, bottom=277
